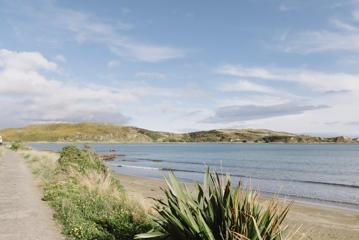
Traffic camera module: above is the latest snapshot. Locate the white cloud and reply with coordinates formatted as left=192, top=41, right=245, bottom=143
left=215, top=95, right=289, bottom=107
left=202, top=103, right=328, bottom=123
left=278, top=4, right=290, bottom=12
left=117, top=44, right=185, bottom=62
left=280, top=4, right=359, bottom=53
left=51, top=5, right=185, bottom=62
left=0, top=49, right=57, bottom=71
left=135, top=72, right=167, bottom=80
left=220, top=80, right=275, bottom=93
left=54, top=54, right=66, bottom=63
left=217, top=64, right=359, bottom=92
left=107, top=60, right=121, bottom=68
left=121, top=8, right=132, bottom=15
left=282, top=30, right=359, bottom=53
left=213, top=63, right=359, bottom=135
left=180, top=85, right=211, bottom=98
left=217, top=65, right=276, bottom=79
left=0, top=49, right=208, bottom=128
left=0, top=49, right=134, bottom=126
left=3, top=1, right=185, bottom=63
left=352, top=8, right=359, bottom=21
left=330, top=18, right=357, bottom=32
left=108, top=46, right=182, bottom=63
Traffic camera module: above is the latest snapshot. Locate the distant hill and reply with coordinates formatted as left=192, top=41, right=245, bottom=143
left=0, top=122, right=357, bottom=144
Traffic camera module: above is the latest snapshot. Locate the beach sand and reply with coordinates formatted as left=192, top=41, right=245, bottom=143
left=116, top=173, right=359, bottom=240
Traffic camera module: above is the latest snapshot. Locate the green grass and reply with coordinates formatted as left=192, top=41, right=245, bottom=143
left=23, top=146, right=152, bottom=240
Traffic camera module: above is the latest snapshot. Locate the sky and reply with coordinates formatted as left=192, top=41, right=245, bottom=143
left=1, top=0, right=359, bottom=136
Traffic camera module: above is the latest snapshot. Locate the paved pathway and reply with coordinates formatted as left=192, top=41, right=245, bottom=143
left=0, top=148, right=63, bottom=240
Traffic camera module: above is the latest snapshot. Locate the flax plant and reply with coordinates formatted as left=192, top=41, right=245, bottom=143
left=136, top=169, right=292, bottom=240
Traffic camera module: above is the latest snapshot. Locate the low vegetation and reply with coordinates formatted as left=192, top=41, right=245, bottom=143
left=9, top=140, right=26, bottom=151
left=22, top=146, right=152, bottom=240
left=1, top=122, right=356, bottom=143
left=19, top=145, right=296, bottom=240
left=136, top=169, right=293, bottom=240
left=0, top=122, right=184, bottom=143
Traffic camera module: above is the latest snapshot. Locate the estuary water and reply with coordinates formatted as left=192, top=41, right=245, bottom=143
left=31, top=143, right=359, bottom=209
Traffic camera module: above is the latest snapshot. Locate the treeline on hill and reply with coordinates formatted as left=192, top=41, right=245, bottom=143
left=1, top=122, right=357, bottom=143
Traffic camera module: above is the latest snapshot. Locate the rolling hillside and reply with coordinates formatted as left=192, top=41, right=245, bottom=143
left=0, top=122, right=356, bottom=143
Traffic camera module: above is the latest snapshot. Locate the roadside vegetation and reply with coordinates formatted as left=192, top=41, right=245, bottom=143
left=18, top=145, right=294, bottom=240
left=21, top=146, right=152, bottom=240
left=136, top=169, right=295, bottom=240
left=9, top=140, right=26, bottom=151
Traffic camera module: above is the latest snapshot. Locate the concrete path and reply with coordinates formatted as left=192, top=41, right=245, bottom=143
left=0, top=148, right=64, bottom=240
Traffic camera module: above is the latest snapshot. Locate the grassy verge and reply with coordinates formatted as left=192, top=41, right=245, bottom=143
left=21, top=146, right=152, bottom=240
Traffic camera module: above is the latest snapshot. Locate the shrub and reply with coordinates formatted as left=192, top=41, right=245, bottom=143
left=58, top=145, right=106, bottom=173
left=9, top=140, right=25, bottom=151
left=43, top=182, right=150, bottom=240
left=27, top=146, right=152, bottom=240
left=136, top=169, right=292, bottom=240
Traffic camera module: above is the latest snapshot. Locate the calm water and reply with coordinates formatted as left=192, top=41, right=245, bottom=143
left=31, top=143, right=359, bottom=209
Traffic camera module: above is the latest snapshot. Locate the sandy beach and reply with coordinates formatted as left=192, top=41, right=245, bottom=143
left=116, top=173, right=359, bottom=240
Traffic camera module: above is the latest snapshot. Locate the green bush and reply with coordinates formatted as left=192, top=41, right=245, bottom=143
left=44, top=182, right=150, bottom=240
left=9, top=140, right=25, bottom=151
left=37, top=146, right=152, bottom=240
left=136, top=169, right=292, bottom=240
left=58, top=145, right=106, bottom=173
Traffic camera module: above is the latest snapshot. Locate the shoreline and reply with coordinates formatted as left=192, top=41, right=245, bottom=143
left=17, top=148, right=359, bottom=239
left=115, top=172, right=359, bottom=240
left=28, top=144, right=359, bottom=210
left=19, top=141, right=359, bottom=145
left=114, top=170, right=359, bottom=212
left=114, top=172, right=359, bottom=211
left=116, top=169, right=359, bottom=210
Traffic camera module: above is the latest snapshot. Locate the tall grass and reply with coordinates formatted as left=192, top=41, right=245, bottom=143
left=23, top=146, right=152, bottom=240
left=136, top=169, right=293, bottom=240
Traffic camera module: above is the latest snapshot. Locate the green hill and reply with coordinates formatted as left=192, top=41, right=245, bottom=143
left=0, top=122, right=182, bottom=143
left=0, top=122, right=356, bottom=143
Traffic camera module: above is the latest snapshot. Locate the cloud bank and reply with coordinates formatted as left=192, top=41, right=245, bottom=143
left=217, top=64, right=359, bottom=92
left=0, top=49, right=132, bottom=126
left=203, top=103, right=328, bottom=123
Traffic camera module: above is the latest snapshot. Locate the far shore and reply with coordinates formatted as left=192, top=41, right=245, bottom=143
left=19, top=141, right=359, bottom=145
left=115, top=172, right=359, bottom=240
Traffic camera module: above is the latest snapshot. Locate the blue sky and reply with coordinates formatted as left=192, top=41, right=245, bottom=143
left=1, top=0, right=359, bottom=135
